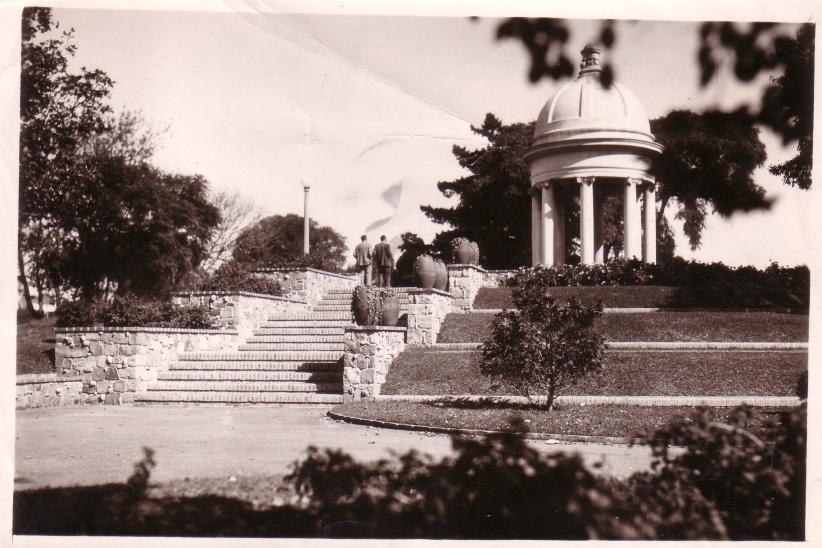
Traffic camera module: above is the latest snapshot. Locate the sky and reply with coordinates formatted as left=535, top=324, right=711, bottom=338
left=14, top=7, right=819, bottom=266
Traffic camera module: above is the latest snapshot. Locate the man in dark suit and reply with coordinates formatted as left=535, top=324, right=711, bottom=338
left=353, top=235, right=372, bottom=285
left=373, top=235, right=394, bottom=287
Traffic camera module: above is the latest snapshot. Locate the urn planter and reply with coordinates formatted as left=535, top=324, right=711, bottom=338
left=451, top=237, right=473, bottom=264
left=413, top=255, right=437, bottom=289
left=433, top=259, right=448, bottom=290
left=352, top=285, right=379, bottom=326
left=381, top=291, right=400, bottom=326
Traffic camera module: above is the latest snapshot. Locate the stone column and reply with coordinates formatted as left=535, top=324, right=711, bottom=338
left=554, top=200, right=566, bottom=265
left=541, top=185, right=556, bottom=266
left=623, top=178, right=641, bottom=259
left=578, top=177, right=595, bottom=264
left=531, top=188, right=542, bottom=266
left=643, top=183, right=657, bottom=263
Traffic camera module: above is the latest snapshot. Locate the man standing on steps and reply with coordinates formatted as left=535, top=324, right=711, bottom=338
left=354, top=235, right=372, bottom=285
left=373, top=235, right=394, bottom=287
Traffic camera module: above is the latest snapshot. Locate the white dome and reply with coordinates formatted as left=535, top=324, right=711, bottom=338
left=530, top=47, right=661, bottom=152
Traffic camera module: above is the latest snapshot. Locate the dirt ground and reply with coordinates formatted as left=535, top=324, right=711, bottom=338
left=14, top=405, right=656, bottom=490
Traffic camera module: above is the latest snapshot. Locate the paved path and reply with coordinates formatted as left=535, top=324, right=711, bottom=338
left=15, top=406, right=655, bottom=490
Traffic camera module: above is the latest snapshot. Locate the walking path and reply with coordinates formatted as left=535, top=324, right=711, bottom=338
left=14, top=405, right=655, bottom=490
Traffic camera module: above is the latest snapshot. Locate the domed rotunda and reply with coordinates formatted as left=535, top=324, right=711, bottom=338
left=525, top=45, right=663, bottom=265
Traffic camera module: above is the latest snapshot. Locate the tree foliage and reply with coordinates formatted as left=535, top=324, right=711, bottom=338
left=650, top=110, right=769, bottom=249
left=421, top=113, right=534, bottom=269
left=481, top=282, right=605, bottom=409
left=231, top=214, right=347, bottom=272
left=199, top=190, right=261, bottom=274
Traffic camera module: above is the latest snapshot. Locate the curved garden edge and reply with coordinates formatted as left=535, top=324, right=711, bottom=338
left=326, top=409, right=642, bottom=446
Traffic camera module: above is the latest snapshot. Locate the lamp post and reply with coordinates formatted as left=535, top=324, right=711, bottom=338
left=302, top=183, right=311, bottom=255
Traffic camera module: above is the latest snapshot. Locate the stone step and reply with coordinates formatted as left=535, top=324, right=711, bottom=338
left=253, top=327, right=346, bottom=336
left=144, top=380, right=343, bottom=392
left=158, top=370, right=340, bottom=381
left=135, top=392, right=344, bottom=404
left=269, top=313, right=353, bottom=321
left=238, top=342, right=344, bottom=351
left=179, top=351, right=344, bottom=361
left=314, top=304, right=410, bottom=312
left=245, top=335, right=345, bottom=343
left=172, top=360, right=341, bottom=371
left=262, top=320, right=354, bottom=328
left=324, top=288, right=411, bottom=296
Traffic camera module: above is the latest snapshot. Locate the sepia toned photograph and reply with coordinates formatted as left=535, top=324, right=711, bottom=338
left=2, top=0, right=817, bottom=543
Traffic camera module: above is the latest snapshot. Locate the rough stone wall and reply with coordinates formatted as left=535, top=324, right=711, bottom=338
left=54, top=328, right=237, bottom=404
left=342, top=327, right=406, bottom=401
left=172, top=292, right=308, bottom=340
left=484, top=269, right=517, bottom=287
left=405, top=289, right=455, bottom=345
left=254, top=268, right=359, bottom=306
left=447, top=265, right=488, bottom=311
left=16, top=374, right=84, bottom=409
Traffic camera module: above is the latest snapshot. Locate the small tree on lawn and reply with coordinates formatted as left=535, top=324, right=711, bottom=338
left=480, top=284, right=605, bottom=410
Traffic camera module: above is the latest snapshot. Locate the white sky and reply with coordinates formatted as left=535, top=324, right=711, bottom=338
left=7, top=7, right=818, bottom=267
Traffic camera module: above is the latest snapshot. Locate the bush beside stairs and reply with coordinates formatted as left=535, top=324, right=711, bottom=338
left=135, top=288, right=410, bottom=404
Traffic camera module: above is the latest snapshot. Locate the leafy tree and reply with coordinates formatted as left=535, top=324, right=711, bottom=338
left=481, top=281, right=605, bottom=409
left=18, top=6, right=113, bottom=315
left=231, top=214, right=347, bottom=272
left=199, top=190, right=261, bottom=274
left=61, top=156, right=220, bottom=299
left=421, top=114, right=534, bottom=269
left=650, top=110, right=769, bottom=249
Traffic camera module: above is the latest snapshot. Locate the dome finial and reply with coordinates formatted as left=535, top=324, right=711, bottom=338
left=579, top=44, right=602, bottom=75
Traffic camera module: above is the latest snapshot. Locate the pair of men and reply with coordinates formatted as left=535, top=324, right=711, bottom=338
left=353, top=235, right=394, bottom=287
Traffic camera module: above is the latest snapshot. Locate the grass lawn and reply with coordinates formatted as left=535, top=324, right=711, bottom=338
left=381, top=349, right=806, bottom=397
left=332, top=401, right=785, bottom=438
left=437, top=311, right=809, bottom=343
left=472, top=286, right=806, bottom=310
left=16, top=310, right=57, bottom=375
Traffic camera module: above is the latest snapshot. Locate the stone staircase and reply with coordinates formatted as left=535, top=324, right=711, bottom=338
left=135, top=288, right=409, bottom=405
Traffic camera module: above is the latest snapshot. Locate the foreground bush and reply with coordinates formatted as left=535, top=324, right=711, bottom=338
left=56, top=296, right=215, bottom=329
left=481, top=280, right=605, bottom=409
left=198, top=262, right=283, bottom=296
left=508, top=258, right=809, bottom=309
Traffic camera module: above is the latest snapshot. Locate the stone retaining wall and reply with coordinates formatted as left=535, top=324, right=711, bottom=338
left=343, top=326, right=406, bottom=401
left=405, top=289, right=454, bottom=345
left=447, top=265, right=514, bottom=311
left=16, top=373, right=84, bottom=409
left=54, top=327, right=238, bottom=404
left=254, top=267, right=359, bottom=306
left=172, top=291, right=307, bottom=340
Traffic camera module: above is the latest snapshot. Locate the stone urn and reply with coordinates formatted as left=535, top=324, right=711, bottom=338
left=351, top=285, right=379, bottom=326
left=451, top=237, right=473, bottom=264
left=381, top=290, right=400, bottom=326
left=433, top=259, right=448, bottom=290
left=469, top=241, right=480, bottom=265
left=413, top=254, right=437, bottom=289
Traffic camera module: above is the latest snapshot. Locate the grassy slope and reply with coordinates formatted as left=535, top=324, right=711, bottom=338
left=381, top=349, right=806, bottom=397
left=332, top=401, right=784, bottom=438
left=16, top=311, right=57, bottom=375
left=437, top=311, right=809, bottom=343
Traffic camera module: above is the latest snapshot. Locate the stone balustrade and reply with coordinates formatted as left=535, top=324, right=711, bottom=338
left=172, top=291, right=307, bottom=341
left=54, top=327, right=238, bottom=404
left=253, top=267, right=359, bottom=306
left=342, top=326, right=406, bottom=401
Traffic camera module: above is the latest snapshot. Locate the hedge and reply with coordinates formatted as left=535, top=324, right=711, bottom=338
left=56, top=297, right=215, bottom=329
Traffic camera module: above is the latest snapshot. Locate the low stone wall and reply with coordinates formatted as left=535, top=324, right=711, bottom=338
left=342, top=326, right=406, bottom=401
left=254, top=267, right=359, bottom=306
left=54, top=327, right=238, bottom=404
left=16, top=373, right=84, bottom=409
left=447, top=265, right=515, bottom=310
left=405, top=289, right=455, bottom=345
left=484, top=269, right=517, bottom=286
left=172, top=291, right=307, bottom=340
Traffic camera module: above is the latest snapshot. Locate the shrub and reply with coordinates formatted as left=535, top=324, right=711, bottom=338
left=55, top=301, right=99, bottom=327
left=199, top=262, right=282, bottom=296
left=480, top=283, right=605, bottom=409
left=56, top=296, right=215, bottom=329
left=508, top=258, right=810, bottom=309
